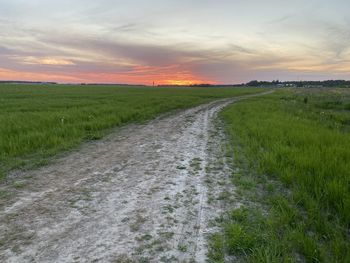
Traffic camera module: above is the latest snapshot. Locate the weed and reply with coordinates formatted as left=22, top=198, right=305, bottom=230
left=130, top=213, right=147, bottom=232
left=137, top=234, right=153, bottom=242
left=163, top=204, right=174, bottom=213
left=190, top=157, right=202, bottom=171
left=12, top=181, right=26, bottom=189
left=178, top=244, right=188, bottom=252
left=112, top=255, right=135, bottom=263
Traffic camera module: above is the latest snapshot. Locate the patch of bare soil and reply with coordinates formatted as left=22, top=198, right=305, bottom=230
left=0, top=92, right=270, bottom=262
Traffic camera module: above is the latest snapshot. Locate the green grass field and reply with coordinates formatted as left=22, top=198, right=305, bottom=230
left=0, top=84, right=261, bottom=179
left=2, top=84, right=349, bottom=261
left=210, top=88, right=350, bottom=262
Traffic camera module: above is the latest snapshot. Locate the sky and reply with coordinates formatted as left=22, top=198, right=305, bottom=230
left=0, top=0, right=349, bottom=85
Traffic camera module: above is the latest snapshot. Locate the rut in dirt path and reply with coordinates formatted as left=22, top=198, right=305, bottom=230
left=0, top=92, right=271, bottom=263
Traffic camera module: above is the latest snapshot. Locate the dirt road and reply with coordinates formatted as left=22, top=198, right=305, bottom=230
left=0, top=92, right=269, bottom=262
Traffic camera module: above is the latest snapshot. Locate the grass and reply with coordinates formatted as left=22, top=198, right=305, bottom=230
left=0, top=84, right=262, bottom=180
left=209, top=88, right=350, bottom=262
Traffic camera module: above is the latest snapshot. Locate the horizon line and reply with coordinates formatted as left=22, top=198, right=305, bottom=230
left=1, top=79, right=350, bottom=87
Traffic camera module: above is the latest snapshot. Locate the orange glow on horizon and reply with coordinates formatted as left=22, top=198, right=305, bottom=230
left=0, top=65, right=217, bottom=86
left=161, top=79, right=212, bottom=86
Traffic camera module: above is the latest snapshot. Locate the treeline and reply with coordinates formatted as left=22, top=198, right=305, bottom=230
left=169, top=80, right=350, bottom=88
left=245, top=80, right=350, bottom=87
left=0, top=81, right=57, bottom=85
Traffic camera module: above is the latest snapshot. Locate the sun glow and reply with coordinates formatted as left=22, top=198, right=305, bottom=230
left=164, top=79, right=203, bottom=86
left=160, top=73, right=215, bottom=86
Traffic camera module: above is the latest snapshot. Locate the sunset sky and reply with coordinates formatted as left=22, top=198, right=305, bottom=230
left=0, top=0, right=349, bottom=85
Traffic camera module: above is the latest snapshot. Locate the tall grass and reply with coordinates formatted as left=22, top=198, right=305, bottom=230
left=0, top=84, right=261, bottom=179
left=212, top=88, right=350, bottom=262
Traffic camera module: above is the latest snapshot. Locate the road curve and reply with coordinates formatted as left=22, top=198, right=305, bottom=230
left=0, top=91, right=272, bottom=263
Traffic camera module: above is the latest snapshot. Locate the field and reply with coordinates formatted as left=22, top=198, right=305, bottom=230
left=0, top=84, right=261, bottom=180
left=210, top=88, right=350, bottom=262
left=1, top=84, right=349, bottom=262
left=0, top=86, right=266, bottom=262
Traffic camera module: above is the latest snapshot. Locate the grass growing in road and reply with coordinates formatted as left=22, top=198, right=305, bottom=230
left=210, top=88, right=350, bottom=262
left=0, top=84, right=261, bottom=180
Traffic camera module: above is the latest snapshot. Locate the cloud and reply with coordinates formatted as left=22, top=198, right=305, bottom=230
left=20, top=57, right=75, bottom=66
left=0, top=67, right=82, bottom=82
left=321, top=22, right=350, bottom=59
left=1, top=1, right=350, bottom=84
left=0, top=46, right=14, bottom=55
left=265, top=14, right=294, bottom=25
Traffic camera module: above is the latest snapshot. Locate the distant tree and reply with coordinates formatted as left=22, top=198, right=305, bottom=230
left=246, top=80, right=259, bottom=87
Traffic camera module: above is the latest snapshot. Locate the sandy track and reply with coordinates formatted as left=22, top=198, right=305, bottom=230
left=0, top=92, right=269, bottom=262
